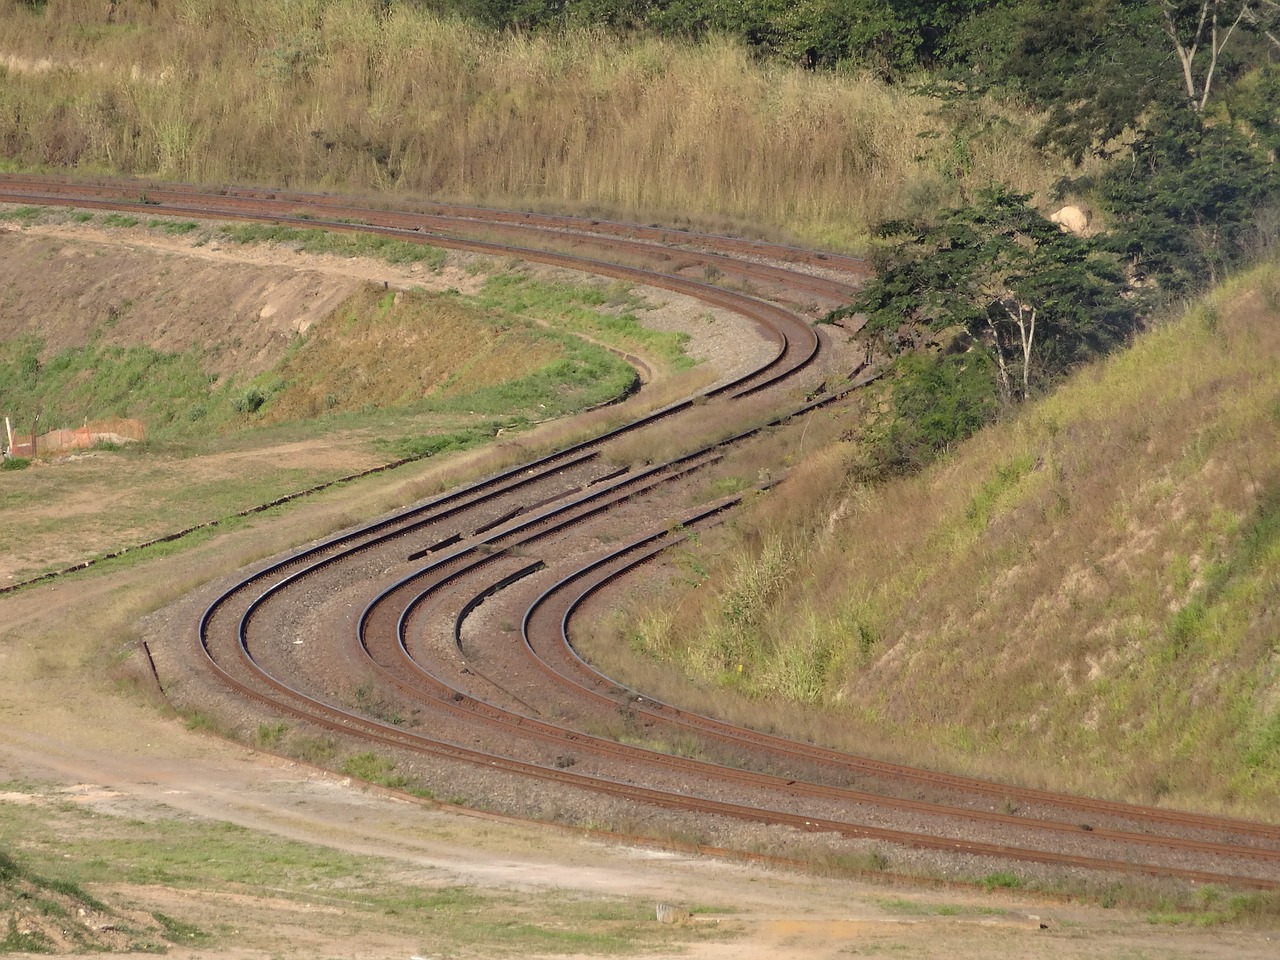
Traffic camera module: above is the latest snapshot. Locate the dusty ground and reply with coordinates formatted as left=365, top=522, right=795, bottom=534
left=2, top=217, right=1277, bottom=957
left=4, top=598, right=1278, bottom=959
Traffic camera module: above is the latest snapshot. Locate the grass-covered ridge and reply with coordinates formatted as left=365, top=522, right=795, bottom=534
left=0, top=213, right=651, bottom=456
left=263, top=283, right=640, bottom=427
left=619, top=257, right=1280, bottom=813
left=0, top=0, right=1069, bottom=249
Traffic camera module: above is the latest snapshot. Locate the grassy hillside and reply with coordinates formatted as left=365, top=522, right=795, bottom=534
left=0, top=0, right=1069, bottom=248
left=612, top=258, right=1280, bottom=814
left=0, top=213, right=657, bottom=453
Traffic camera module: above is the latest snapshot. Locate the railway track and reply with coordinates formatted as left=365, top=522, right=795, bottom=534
left=5, top=176, right=1277, bottom=891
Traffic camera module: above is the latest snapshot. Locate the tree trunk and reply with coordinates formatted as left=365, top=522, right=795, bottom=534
left=1158, top=0, right=1253, bottom=111
left=984, top=314, right=1014, bottom=405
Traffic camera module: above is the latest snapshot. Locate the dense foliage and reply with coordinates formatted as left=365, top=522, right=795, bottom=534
left=424, top=0, right=1007, bottom=72
left=1091, top=113, right=1280, bottom=292
left=423, top=0, right=1280, bottom=86
left=830, top=191, right=1138, bottom=471
left=797, top=1, right=1277, bottom=473
left=848, top=189, right=1138, bottom=398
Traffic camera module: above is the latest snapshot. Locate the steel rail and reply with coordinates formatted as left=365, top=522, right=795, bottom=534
left=19, top=176, right=1267, bottom=887
left=507, top=528, right=1280, bottom=853
left=0, top=172, right=870, bottom=275
left=370, top=516, right=1280, bottom=870
left=4, top=181, right=860, bottom=303
left=540, top=547, right=1280, bottom=841
left=226, top=493, right=1280, bottom=887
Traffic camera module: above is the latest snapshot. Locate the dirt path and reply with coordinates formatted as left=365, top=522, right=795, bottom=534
left=0, top=722, right=1261, bottom=960
left=2, top=559, right=1276, bottom=959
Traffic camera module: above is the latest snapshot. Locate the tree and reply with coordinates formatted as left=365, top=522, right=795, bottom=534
left=838, top=190, right=1138, bottom=404
left=1093, top=111, right=1280, bottom=291
left=1154, top=0, right=1279, bottom=111
left=969, top=0, right=1279, bottom=159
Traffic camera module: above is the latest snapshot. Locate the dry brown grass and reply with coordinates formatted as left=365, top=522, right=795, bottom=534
left=602, top=258, right=1280, bottom=815
left=0, top=0, right=1072, bottom=248
left=266, top=285, right=563, bottom=422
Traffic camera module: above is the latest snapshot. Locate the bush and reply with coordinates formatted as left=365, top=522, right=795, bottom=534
left=858, top=351, right=999, bottom=478
left=232, top=387, right=266, bottom=414
left=1, top=456, right=31, bottom=470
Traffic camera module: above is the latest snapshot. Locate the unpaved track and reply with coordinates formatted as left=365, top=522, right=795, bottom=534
left=4, top=679, right=1278, bottom=959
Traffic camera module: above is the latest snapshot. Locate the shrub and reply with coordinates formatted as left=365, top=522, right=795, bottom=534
left=232, top=387, right=266, bottom=414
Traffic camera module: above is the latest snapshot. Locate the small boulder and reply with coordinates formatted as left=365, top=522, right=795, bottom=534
left=1050, top=205, right=1090, bottom=235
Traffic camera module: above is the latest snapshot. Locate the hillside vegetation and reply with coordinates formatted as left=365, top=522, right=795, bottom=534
left=613, top=258, right=1280, bottom=813
left=3, top=0, right=1277, bottom=815
left=0, top=0, right=1065, bottom=249
left=0, top=212, right=659, bottom=454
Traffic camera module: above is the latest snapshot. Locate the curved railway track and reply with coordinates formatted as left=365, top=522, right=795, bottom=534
left=5, top=176, right=1278, bottom=892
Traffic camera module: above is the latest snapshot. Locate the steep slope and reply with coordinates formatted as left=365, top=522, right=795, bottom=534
left=625, top=257, right=1280, bottom=813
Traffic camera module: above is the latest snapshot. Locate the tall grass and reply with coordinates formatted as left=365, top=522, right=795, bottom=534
left=609, top=258, right=1280, bottom=814
left=0, top=0, right=1068, bottom=247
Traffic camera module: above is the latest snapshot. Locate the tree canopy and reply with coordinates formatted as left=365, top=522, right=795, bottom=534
left=838, top=190, right=1139, bottom=404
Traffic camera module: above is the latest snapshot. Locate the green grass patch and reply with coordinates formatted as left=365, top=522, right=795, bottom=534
left=980, top=871, right=1025, bottom=891
left=151, top=911, right=210, bottom=945
left=0, top=457, right=30, bottom=471
left=1, top=916, right=50, bottom=952
left=183, top=710, right=235, bottom=738
left=0, top=334, right=240, bottom=445
left=219, top=223, right=447, bottom=269
left=152, top=219, right=199, bottom=235
left=423, top=336, right=638, bottom=419
left=255, top=722, right=290, bottom=749
left=0, top=205, right=46, bottom=223
left=1, top=799, right=724, bottom=956
left=374, top=425, right=499, bottom=462
left=477, top=271, right=693, bottom=370
left=101, top=212, right=140, bottom=228
left=340, top=752, right=410, bottom=790
left=964, top=453, right=1036, bottom=529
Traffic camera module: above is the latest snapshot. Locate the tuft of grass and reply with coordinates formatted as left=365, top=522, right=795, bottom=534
left=376, top=426, right=497, bottom=462
left=219, top=224, right=447, bottom=269
left=292, top=735, right=338, bottom=766
left=339, top=751, right=409, bottom=790
left=2, top=916, right=50, bottom=952
left=255, top=721, right=289, bottom=748
left=0, top=206, right=47, bottom=223
left=980, top=871, right=1025, bottom=892
left=183, top=710, right=235, bottom=739
left=151, top=911, right=210, bottom=944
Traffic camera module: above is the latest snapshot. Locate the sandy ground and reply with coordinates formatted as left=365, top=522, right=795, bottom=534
left=2, top=215, right=1278, bottom=957
left=4, top=661, right=1278, bottom=959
